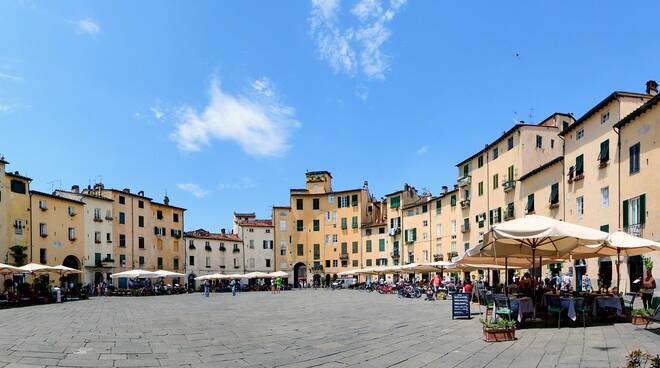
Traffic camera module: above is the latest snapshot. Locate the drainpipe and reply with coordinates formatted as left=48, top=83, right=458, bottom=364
left=613, top=124, right=621, bottom=230
left=558, top=134, right=566, bottom=221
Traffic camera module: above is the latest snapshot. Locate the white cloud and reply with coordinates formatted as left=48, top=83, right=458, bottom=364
left=150, top=103, right=164, bottom=120
left=416, top=145, right=428, bottom=155
left=0, top=104, right=14, bottom=113
left=355, top=84, right=369, bottom=101
left=251, top=77, right=275, bottom=98
left=170, top=77, right=301, bottom=157
left=309, top=0, right=406, bottom=79
left=177, top=183, right=209, bottom=198
left=0, top=73, right=22, bottom=82
left=216, top=177, right=257, bottom=192
left=73, top=18, right=100, bottom=35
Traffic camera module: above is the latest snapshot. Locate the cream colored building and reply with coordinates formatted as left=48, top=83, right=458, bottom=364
left=183, top=228, right=243, bottom=289
left=560, top=84, right=654, bottom=291
left=56, top=185, right=115, bottom=285
left=613, top=85, right=660, bottom=290
left=273, top=171, right=370, bottom=286
left=360, top=199, right=389, bottom=281
left=233, top=213, right=274, bottom=273
left=401, top=194, right=435, bottom=266
left=30, top=191, right=86, bottom=283
left=384, top=184, right=422, bottom=267
left=1, top=163, right=32, bottom=268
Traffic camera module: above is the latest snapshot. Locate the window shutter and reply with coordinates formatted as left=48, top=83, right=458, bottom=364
left=412, top=228, right=417, bottom=241
left=489, top=210, right=493, bottom=224
left=576, top=155, right=584, bottom=174
left=640, top=194, right=646, bottom=225
left=497, top=207, right=501, bottom=222
left=622, top=200, right=629, bottom=228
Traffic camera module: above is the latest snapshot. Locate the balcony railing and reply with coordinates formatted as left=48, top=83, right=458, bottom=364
left=461, top=224, right=469, bottom=233
left=433, top=254, right=444, bottom=261
left=625, top=224, right=644, bottom=237
left=458, top=175, right=471, bottom=187
left=311, top=264, right=323, bottom=271
left=390, top=251, right=399, bottom=258
left=339, top=253, right=349, bottom=260
left=232, top=248, right=240, bottom=253
left=219, top=246, right=226, bottom=251
left=93, top=216, right=103, bottom=223
left=503, top=180, right=516, bottom=192
left=460, top=199, right=471, bottom=208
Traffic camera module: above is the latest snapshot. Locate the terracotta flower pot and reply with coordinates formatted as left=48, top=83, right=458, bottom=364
left=632, top=316, right=647, bottom=325
left=483, top=329, right=516, bottom=342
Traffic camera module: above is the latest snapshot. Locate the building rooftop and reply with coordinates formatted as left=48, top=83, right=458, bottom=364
left=184, top=229, right=242, bottom=242
left=614, top=92, right=660, bottom=130
left=305, top=170, right=332, bottom=178
left=31, top=190, right=86, bottom=205
left=237, top=219, right=273, bottom=227
left=518, top=156, right=564, bottom=181
left=5, top=171, right=32, bottom=182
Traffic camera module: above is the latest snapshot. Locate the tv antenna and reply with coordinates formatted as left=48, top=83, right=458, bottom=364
left=47, top=179, right=62, bottom=192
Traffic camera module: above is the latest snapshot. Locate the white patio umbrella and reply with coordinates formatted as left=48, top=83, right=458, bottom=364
left=226, top=273, right=246, bottom=279
left=18, top=263, right=56, bottom=274
left=50, top=265, right=82, bottom=274
left=110, top=269, right=159, bottom=278
left=572, top=231, right=660, bottom=290
left=243, top=271, right=271, bottom=279
left=337, top=269, right=360, bottom=276
left=268, top=271, right=289, bottom=278
left=402, top=261, right=454, bottom=273
left=153, top=270, right=186, bottom=278
left=0, top=263, right=21, bottom=275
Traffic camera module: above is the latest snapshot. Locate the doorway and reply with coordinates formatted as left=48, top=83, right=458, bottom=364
left=628, top=255, right=644, bottom=292
left=293, top=263, right=307, bottom=288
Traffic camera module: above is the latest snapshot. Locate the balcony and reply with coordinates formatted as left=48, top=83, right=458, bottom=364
left=388, top=227, right=400, bottom=236
left=460, top=199, right=470, bottom=209
left=311, top=264, right=323, bottom=271
left=503, top=180, right=516, bottom=192
left=461, top=224, right=469, bottom=233
left=504, top=211, right=514, bottom=221
left=95, top=258, right=114, bottom=267
left=205, top=245, right=212, bottom=252
left=447, top=252, right=458, bottom=262
left=339, top=253, right=349, bottom=260
left=234, top=265, right=240, bottom=269
left=458, top=175, right=471, bottom=187
left=188, top=244, right=196, bottom=250
left=599, top=160, right=609, bottom=169
left=232, top=248, right=240, bottom=253
left=433, top=254, right=444, bottom=261
left=219, top=245, right=226, bottom=251
left=625, top=224, right=644, bottom=237
left=549, top=202, right=560, bottom=209
left=93, top=216, right=103, bottom=223
left=105, top=215, right=113, bottom=221
left=568, top=173, right=584, bottom=183
left=390, top=251, right=399, bottom=258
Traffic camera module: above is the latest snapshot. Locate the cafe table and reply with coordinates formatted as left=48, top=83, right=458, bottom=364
left=592, top=296, right=622, bottom=316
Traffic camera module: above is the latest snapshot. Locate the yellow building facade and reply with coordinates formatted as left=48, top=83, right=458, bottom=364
left=29, top=191, right=86, bottom=282
left=1, top=165, right=32, bottom=267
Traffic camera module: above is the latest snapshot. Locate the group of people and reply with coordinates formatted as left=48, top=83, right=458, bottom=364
left=202, top=276, right=284, bottom=297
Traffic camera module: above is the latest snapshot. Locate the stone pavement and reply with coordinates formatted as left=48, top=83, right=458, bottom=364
left=0, top=290, right=658, bottom=367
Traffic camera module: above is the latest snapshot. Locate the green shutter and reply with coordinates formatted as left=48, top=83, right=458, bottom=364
left=497, top=207, right=501, bottom=222
left=623, top=199, right=629, bottom=228
left=550, top=183, right=558, bottom=203
left=576, top=154, right=584, bottom=174
left=508, top=166, right=514, bottom=181
left=600, top=224, right=609, bottom=232
left=412, top=228, right=417, bottom=241
left=599, top=140, right=609, bottom=162
left=489, top=210, right=493, bottom=224
left=640, top=194, right=646, bottom=225
left=379, top=239, right=385, bottom=252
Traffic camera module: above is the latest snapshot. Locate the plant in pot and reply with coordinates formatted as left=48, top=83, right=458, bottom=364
left=480, top=317, right=516, bottom=342
left=631, top=308, right=654, bottom=325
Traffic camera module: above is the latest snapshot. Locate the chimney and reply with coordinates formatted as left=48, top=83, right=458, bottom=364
left=453, top=184, right=458, bottom=190
left=363, top=180, right=369, bottom=189
left=221, top=228, right=226, bottom=235
left=441, top=186, right=448, bottom=194
left=138, top=190, right=144, bottom=197
left=646, top=80, right=658, bottom=96
left=163, top=195, right=170, bottom=205
left=71, top=185, right=79, bottom=193
left=123, top=188, right=130, bottom=193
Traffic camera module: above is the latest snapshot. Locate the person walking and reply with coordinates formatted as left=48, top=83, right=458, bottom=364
left=230, top=279, right=236, bottom=296
left=203, top=279, right=210, bottom=297
left=275, top=276, right=282, bottom=294
left=641, top=269, right=656, bottom=310
left=432, top=272, right=441, bottom=300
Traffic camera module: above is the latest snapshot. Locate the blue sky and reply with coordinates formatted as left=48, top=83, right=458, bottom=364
left=1, top=1, right=659, bottom=230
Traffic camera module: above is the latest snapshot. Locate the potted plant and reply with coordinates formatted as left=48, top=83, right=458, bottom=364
left=480, top=318, right=516, bottom=342
left=631, top=308, right=654, bottom=325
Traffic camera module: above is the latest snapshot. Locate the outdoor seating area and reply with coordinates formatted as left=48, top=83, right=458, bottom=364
left=0, top=262, right=87, bottom=308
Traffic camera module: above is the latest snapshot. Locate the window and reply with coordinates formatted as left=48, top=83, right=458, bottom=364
left=296, top=220, right=304, bottom=231
left=576, top=129, right=584, bottom=141
left=119, top=212, right=125, bottom=225
left=378, top=239, right=385, bottom=252
left=138, top=216, right=144, bottom=227
left=390, top=196, right=400, bottom=208
left=10, top=179, right=26, bottom=194
left=630, top=143, right=640, bottom=174
left=279, top=220, right=287, bottom=231
left=477, top=155, right=484, bottom=168
left=266, top=259, right=271, bottom=268
left=106, top=233, right=112, bottom=243
left=120, top=254, right=126, bottom=267
left=478, top=182, right=483, bottom=196
left=173, top=213, right=179, bottom=222
left=333, top=260, right=338, bottom=267
left=157, top=257, right=163, bottom=269
left=95, top=231, right=101, bottom=243
left=366, top=259, right=373, bottom=266
left=328, top=195, right=334, bottom=204
left=598, top=139, right=609, bottom=163
left=341, top=217, right=347, bottom=230
left=156, top=210, right=163, bottom=220
left=492, top=147, right=499, bottom=159
left=451, top=220, right=456, bottom=235
left=436, top=200, right=442, bottom=214
left=296, top=198, right=303, bottom=210
left=536, top=135, right=542, bottom=149
left=189, top=255, right=195, bottom=266
left=39, top=249, right=47, bottom=264
left=338, top=196, right=349, bottom=208
left=351, top=216, right=358, bottom=229
left=493, top=174, right=499, bottom=189
left=379, top=227, right=385, bottom=234
left=422, top=220, right=428, bottom=227
left=576, top=196, right=584, bottom=217
left=351, top=194, right=358, bottom=206
left=119, top=196, right=125, bottom=205
left=138, top=237, right=145, bottom=249
left=507, top=165, right=514, bottom=182
left=67, top=206, right=76, bottom=216
left=551, top=139, right=555, bottom=149
left=601, top=111, right=610, bottom=124
left=526, top=194, right=534, bottom=214
left=435, top=224, right=442, bottom=238
left=352, top=241, right=358, bottom=253
left=38, top=200, right=47, bottom=210
left=312, top=198, right=319, bottom=210
left=404, top=228, right=417, bottom=243
left=119, top=234, right=126, bottom=247
left=549, top=183, right=559, bottom=205
left=138, top=200, right=144, bottom=209
left=14, top=219, right=23, bottom=235
left=139, top=256, right=145, bottom=267
left=280, top=241, right=287, bottom=256
left=575, top=154, right=584, bottom=176
left=39, top=223, right=47, bottom=237
left=366, top=240, right=372, bottom=252
left=450, top=194, right=457, bottom=207
left=600, top=225, right=609, bottom=233
left=623, top=194, right=646, bottom=228
left=507, top=137, right=513, bottom=150
left=341, top=242, right=348, bottom=254
left=67, top=227, right=75, bottom=240
left=464, top=242, right=470, bottom=252
left=422, top=204, right=428, bottom=213
left=601, top=187, right=609, bottom=208
left=313, top=220, right=320, bottom=231
left=297, top=244, right=304, bottom=256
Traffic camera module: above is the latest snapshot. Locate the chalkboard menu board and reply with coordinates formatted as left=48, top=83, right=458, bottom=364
left=452, top=293, right=471, bottom=319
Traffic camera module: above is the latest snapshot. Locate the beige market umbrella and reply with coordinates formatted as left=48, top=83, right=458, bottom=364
left=50, top=265, right=81, bottom=274
left=0, top=263, right=21, bottom=275
left=153, top=270, right=186, bottom=278
left=244, top=271, right=271, bottom=279
left=268, top=271, right=289, bottom=278
left=572, top=231, right=660, bottom=290
left=337, top=269, right=360, bottom=276
left=226, top=273, right=245, bottom=279
left=110, top=269, right=159, bottom=278
left=18, top=263, right=56, bottom=274
left=402, top=261, right=454, bottom=273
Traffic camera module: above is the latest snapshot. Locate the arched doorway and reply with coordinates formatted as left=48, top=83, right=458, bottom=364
left=628, top=255, right=644, bottom=292
left=62, top=255, right=81, bottom=285
left=324, top=274, right=330, bottom=287
left=313, top=274, right=321, bottom=287
left=188, top=274, right=197, bottom=291
left=94, top=272, right=104, bottom=284
left=293, top=263, right=307, bottom=288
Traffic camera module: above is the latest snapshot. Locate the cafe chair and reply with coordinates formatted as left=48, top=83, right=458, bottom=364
left=574, top=297, right=589, bottom=328
left=547, top=296, right=566, bottom=329
left=494, top=295, right=515, bottom=321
